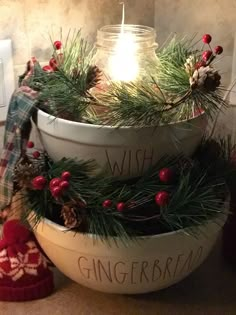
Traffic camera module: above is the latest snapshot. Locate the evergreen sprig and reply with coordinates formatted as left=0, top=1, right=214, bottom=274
left=92, top=35, right=226, bottom=127
left=23, top=31, right=227, bottom=127
left=27, top=30, right=97, bottom=122
left=24, top=138, right=232, bottom=240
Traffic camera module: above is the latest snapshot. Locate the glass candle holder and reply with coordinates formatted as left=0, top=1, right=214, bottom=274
left=93, top=24, right=159, bottom=83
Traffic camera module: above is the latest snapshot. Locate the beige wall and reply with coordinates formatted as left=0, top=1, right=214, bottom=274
left=0, top=0, right=155, bottom=149
left=0, top=0, right=154, bottom=84
left=0, top=0, right=235, bottom=145
left=154, top=0, right=236, bottom=87
left=1, top=0, right=234, bottom=86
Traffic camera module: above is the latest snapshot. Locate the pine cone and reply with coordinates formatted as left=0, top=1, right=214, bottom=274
left=190, top=66, right=221, bottom=91
left=204, top=71, right=221, bottom=91
left=86, top=65, right=102, bottom=90
left=61, top=201, right=82, bottom=229
left=13, top=156, right=40, bottom=189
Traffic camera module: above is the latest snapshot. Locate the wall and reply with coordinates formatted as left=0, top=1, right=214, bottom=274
left=154, top=0, right=236, bottom=87
left=0, top=0, right=235, bottom=145
left=0, top=0, right=155, bottom=148
left=0, top=0, right=155, bottom=85
left=154, top=0, right=236, bottom=138
left=1, top=0, right=234, bottom=98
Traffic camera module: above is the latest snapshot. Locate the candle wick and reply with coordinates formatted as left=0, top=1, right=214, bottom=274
left=119, top=2, right=125, bottom=33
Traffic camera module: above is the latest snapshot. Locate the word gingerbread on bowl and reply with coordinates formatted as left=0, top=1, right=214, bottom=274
left=77, top=246, right=203, bottom=285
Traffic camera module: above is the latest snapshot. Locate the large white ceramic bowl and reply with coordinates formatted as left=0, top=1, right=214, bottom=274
left=36, top=110, right=207, bottom=178
left=29, top=215, right=223, bottom=294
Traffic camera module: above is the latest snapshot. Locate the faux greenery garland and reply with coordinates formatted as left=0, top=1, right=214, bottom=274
left=14, top=137, right=234, bottom=240
left=14, top=30, right=232, bottom=240
left=22, top=31, right=226, bottom=127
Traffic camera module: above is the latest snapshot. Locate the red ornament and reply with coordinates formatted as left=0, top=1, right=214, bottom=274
left=116, top=202, right=126, bottom=212
left=61, top=171, right=71, bottom=181
left=155, top=191, right=169, bottom=207
left=49, top=178, right=61, bottom=190
left=32, top=151, right=40, bottom=159
left=49, top=58, right=58, bottom=71
left=32, top=176, right=47, bottom=190
left=51, top=186, right=62, bottom=198
left=195, top=61, right=206, bottom=69
left=42, top=65, right=53, bottom=72
left=214, top=45, right=223, bottom=55
left=202, top=50, right=212, bottom=61
left=59, top=180, right=70, bottom=191
left=27, top=141, right=34, bottom=149
left=202, top=34, right=212, bottom=44
left=194, top=107, right=204, bottom=117
left=159, top=168, right=173, bottom=183
left=103, top=199, right=112, bottom=208
left=53, top=40, right=62, bottom=50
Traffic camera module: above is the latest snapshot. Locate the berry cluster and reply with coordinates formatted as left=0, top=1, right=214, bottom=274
left=32, top=171, right=71, bottom=200
left=199, top=34, right=223, bottom=66
left=42, top=40, right=63, bottom=73
left=102, top=199, right=126, bottom=212
left=27, top=141, right=41, bottom=159
left=49, top=171, right=71, bottom=199
left=155, top=168, right=173, bottom=207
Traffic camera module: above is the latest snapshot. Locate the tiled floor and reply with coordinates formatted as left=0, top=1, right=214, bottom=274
left=0, top=240, right=236, bottom=315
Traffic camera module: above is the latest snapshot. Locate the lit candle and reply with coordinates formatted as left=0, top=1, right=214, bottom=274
left=108, top=3, right=139, bottom=82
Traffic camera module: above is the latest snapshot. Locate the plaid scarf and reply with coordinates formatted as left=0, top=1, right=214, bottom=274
left=0, top=87, right=37, bottom=210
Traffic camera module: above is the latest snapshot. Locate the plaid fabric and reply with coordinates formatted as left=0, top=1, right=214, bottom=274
left=0, top=87, right=37, bottom=210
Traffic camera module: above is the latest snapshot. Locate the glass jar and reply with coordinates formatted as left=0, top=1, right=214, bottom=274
left=93, top=24, right=159, bottom=83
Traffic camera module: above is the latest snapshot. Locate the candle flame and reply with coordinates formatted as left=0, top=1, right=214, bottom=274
left=108, top=2, right=139, bottom=82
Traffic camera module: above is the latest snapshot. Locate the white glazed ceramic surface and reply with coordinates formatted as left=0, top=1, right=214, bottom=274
left=36, top=110, right=207, bottom=178
left=30, top=216, right=222, bottom=294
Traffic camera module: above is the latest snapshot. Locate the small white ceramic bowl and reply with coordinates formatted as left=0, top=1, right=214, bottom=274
left=29, top=215, right=223, bottom=294
left=36, top=110, right=206, bottom=178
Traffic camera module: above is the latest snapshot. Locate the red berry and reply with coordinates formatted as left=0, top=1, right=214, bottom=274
left=202, top=50, right=212, bottom=61
left=27, top=141, right=34, bottom=149
left=49, top=178, right=61, bottom=189
left=42, top=65, right=53, bottom=72
left=49, top=58, right=56, bottom=67
left=194, top=108, right=205, bottom=117
left=32, top=176, right=47, bottom=190
left=61, top=171, right=71, bottom=181
left=103, top=199, right=112, bottom=208
left=33, top=151, right=40, bottom=159
left=202, top=34, right=212, bottom=44
left=155, top=191, right=169, bottom=207
left=195, top=61, right=206, bottom=69
left=159, top=168, right=173, bottom=183
left=116, top=202, right=126, bottom=212
left=54, top=40, right=62, bottom=50
left=59, top=180, right=70, bottom=191
left=49, top=58, right=58, bottom=70
left=51, top=186, right=62, bottom=198
left=214, top=45, right=223, bottom=55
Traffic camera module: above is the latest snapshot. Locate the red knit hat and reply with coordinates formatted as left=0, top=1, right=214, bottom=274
left=0, top=219, right=54, bottom=301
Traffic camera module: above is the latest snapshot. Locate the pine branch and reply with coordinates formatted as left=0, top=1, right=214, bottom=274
left=22, top=141, right=231, bottom=241
left=27, top=30, right=98, bottom=122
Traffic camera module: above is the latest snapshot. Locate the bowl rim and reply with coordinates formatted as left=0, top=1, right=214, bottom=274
left=32, top=212, right=225, bottom=241
left=37, top=108, right=206, bottom=131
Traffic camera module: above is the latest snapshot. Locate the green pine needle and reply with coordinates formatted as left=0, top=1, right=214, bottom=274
left=22, top=138, right=232, bottom=241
